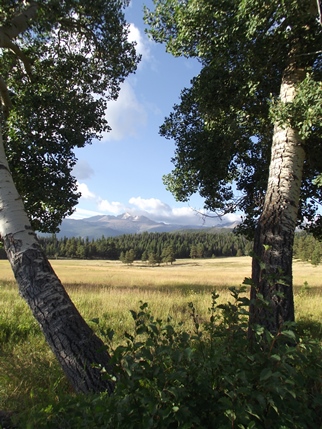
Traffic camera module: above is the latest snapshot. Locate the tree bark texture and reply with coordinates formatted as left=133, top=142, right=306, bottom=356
left=0, top=129, right=114, bottom=394
left=250, top=64, right=306, bottom=334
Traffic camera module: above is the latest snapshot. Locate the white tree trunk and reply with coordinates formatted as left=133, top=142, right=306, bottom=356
left=0, top=127, right=114, bottom=394
left=250, top=65, right=306, bottom=333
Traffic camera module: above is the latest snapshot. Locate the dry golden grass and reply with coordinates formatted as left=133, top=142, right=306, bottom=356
left=0, top=257, right=251, bottom=340
left=1, top=257, right=321, bottom=333
left=0, top=256, right=320, bottom=288
left=0, top=257, right=250, bottom=283
left=1, top=257, right=322, bottom=422
left=0, top=257, right=253, bottom=287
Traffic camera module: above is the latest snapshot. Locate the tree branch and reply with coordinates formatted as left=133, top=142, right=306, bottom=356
left=317, top=0, right=322, bottom=25
left=0, top=75, right=13, bottom=118
left=0, top=38, right=33, bottom=76
left=0, top=2, right=38, bottom=78
left=1, top=1, right=38, bottom=40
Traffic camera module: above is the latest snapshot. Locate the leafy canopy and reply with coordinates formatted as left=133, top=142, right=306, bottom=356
left=145, top=0, right=322, bottom=237
left=0, top=0, right=139, bottom=232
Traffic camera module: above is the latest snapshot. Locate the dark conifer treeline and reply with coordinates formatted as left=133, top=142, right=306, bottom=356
left=293, top=232, right=322, bottom=265
left=0, top=230, right=319, bottom=263
left=37, top=231, right=252, bottom=260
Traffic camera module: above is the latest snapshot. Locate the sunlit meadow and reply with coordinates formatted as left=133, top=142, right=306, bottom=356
left=0, top=256, right=321, bottom=423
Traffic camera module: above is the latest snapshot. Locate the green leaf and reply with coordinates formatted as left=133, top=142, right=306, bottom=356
left=270, top=354, right=281, bottom=362
left=281, top=330, right=296, bottom=341
left=260, top=368, right=273, bottom=381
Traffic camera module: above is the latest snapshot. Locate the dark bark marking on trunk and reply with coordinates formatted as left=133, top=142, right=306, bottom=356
left=4, top=239, right=115, bottom=394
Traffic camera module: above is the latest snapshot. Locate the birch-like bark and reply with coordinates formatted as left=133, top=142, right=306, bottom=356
left=0, top=127, right=114, bottom=394
left=250, top=65, right=306, bottom=333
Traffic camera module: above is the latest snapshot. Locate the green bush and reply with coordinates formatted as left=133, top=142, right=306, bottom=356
left=27, top=287, right=322, bottom=429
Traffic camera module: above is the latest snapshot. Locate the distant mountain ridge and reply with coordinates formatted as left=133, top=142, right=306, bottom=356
left=49, top=213, right=239, bottom=239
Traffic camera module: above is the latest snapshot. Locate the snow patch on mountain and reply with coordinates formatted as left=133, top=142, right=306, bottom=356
left=42, top=213, right=239, bottom=239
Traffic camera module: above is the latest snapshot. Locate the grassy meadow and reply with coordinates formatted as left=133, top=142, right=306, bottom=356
left=1, top=256, right=322, bottom=426
left=0, top=256, right=321, bottom=328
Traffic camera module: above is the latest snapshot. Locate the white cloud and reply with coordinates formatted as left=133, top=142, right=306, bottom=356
left=77, top=182, right=96, bottom=199
left=98, top=25, right=156, bottom=142
left=69, top=208, right=103, bottom=220
left=128, top=23, right=152, bottom=65
left=73, top=160, right=94, bottom=180
left=98, top=198, right=127, bottom=214
left=72, top=185, right=242, bottom=226
left=129, top=196, right=170, bottom=212
left=127, top=197, right=243, bottom=226
left=128, top=197, right=206, bottom=225
left=102, top=80, right=147, bottom=141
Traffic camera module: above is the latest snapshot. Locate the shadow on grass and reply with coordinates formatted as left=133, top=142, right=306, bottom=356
left=0, top=280, right=17, bottom=288
left=296, top=318, right=322, bottom=341
left=64, top=282, right=225, bottom=296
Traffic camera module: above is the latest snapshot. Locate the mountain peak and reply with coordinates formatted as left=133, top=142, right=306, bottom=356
left=48, top=213, right=239, bottom=239
left=117, top=212, right=133, bottom=220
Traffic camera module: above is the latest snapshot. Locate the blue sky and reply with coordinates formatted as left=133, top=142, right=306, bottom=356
left=71, top=0, right=241, bottom=226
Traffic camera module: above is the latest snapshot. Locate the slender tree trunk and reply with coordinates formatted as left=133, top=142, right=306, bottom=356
left=0, top=127, right=114, bottom=394
left=250, top=64, right=306, bottom=334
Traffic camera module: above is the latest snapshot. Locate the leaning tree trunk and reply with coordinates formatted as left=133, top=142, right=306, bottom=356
left=0, top=128, right=114, bottom=394
left=250, top=64, right=306, bottom=334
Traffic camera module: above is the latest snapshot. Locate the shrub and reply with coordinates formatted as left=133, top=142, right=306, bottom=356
left=28, top=287, right=322, bottom=428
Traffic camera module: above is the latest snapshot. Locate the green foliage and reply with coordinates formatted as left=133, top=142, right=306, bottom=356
left=299, top=281, right=310, bottom=296
left=269, top=73, right=322, bottom=139
left=120, top=249, right=135, bottom=265
left=148, top=251, right=161, bottom=266
left=38, top=230, right=252, bottom=260
left=293, top=231, right=322, bottom=265
left=161, top=244, right=176, bottom=264
left=29, top=288, right=322, bottom=429
left=1, top=1, right=139, bottom=232
left=144, top=0, right=322, bottom=238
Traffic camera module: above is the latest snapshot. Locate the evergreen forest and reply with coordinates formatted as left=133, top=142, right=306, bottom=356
left=0, top=230, right=313, bottom=265
left=39, top=230, right=251, bottom=261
